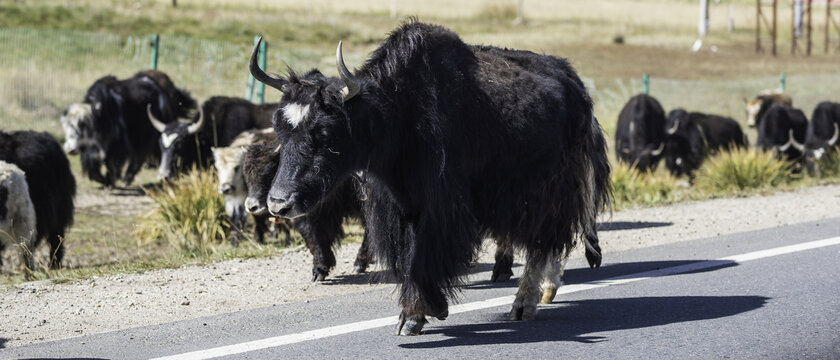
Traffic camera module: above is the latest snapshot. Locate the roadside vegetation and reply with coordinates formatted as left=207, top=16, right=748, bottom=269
left=2, top=0, right=840, bottom=284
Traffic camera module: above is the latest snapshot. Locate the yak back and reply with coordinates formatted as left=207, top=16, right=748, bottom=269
left=806, top=101, right=840, bottom=147
left=0, top=131, right=75, bottom=239
left=196, top=97, right=277, bottom=148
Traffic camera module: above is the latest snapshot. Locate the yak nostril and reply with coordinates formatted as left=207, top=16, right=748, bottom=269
left=269, top=196, right=287, bottom=204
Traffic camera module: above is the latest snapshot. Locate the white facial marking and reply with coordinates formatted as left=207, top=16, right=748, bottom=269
left=283, top=103, right=311, bottom=128
left=814, top=148, right=826, bottom=161
left=746, top=101, right=762, bottom=126
left=162, top=133, right=179, bottom=148
left=676, top=157, right=683, bottom=166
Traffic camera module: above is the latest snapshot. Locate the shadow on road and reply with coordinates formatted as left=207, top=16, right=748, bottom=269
left=401, top=295, right=769, bottom=348
left=597, top=221, right=673, bottom=231
left=0, top=338, right=6, bottom=349
left=464, top=259, right=737, bottom=290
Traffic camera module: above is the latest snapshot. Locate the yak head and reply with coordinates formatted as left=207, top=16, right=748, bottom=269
left=60, top=103, right=94, bottom=155
left=243, top=142, right=281, bottom=215
left=804, top=122, right=840, bottom=177
left=250, top=38, right=368, bottom=219
left=147, top=105, right=205, bottom=181
left=212, top=146, right=246, bottom=196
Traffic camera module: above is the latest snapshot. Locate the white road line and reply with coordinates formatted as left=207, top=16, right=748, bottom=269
left=151, top=236, right=840, bottom=360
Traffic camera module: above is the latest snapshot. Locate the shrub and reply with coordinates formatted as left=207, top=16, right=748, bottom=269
left=611, top=163, right=682, bottom=209
left=137, top=170, right=229, bottom=256
left=693, top=148, right=793, bottom=195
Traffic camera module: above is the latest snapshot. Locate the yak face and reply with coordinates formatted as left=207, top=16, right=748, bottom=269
left=60, top=103, right=95, bottom=155
left=147, top=105, right=204, bottom=181
left=243, top=142, right=281, bottom=215
left=804, top=122, right=840, bottom=177
left=212, top=147, right=246, bottom=195
left=267, top=71, right=361, bottom=219
left=745, top=99, right=763, bottom=128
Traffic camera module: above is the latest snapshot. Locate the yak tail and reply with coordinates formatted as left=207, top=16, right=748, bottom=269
left=174, top=87, right=197, bottom=120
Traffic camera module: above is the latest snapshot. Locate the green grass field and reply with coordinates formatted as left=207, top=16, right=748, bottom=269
left=1, top=0, right=839, bottom=283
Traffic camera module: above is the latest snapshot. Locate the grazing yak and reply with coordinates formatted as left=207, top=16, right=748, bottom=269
left=756, top=103, right=808, bottom=162
left=61, top=70, right=195, bottom=187
left=0, top=131, right=75, bottom=269
left=212, top=129, right=288, bottom=245
left=804, top=101, right=840, bottom=176
left=663, top=109, right=748, bottom=178
left=0, top=161, right=36, bottom=270
left=250, top=21, right=610, bottom=335
left=745, top=90, right=792, bottom=128
left=241, top=140, right=372, bottom=280
left=615, top=94, right=667, bottom=171
left=148, top=96, right=275, bottom=181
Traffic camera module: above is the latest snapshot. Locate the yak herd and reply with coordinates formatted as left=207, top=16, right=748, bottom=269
left=1, top=20, right=839, bottom=335
left=616, top=91, right=840, bottom=178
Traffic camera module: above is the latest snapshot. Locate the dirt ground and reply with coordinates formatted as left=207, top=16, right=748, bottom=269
left=2, top=184, right=840, bottom=348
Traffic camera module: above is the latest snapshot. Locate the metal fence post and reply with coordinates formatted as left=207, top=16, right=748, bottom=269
left=643, top=73, right=649, bottom=94
left=257, top=40, right=266, bottom=104
left=150, top=34, right=159, bottom=70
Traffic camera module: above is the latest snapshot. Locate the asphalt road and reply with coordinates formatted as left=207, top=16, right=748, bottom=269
left=3, top=218, right=840, bottom=360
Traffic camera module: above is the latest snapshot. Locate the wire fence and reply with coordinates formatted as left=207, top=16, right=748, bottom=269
left=0, top=27, right=323, bottom=136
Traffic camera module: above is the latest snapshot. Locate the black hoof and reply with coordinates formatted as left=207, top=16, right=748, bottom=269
left=490, top=270, right=514, bottom=282
left=352, top=265, right=366, bottom=274
left=395, top=314, right=427, bottom=336
left=311, top=273, right=326, bottom=282
left=585, top=245, right=602, bottom=269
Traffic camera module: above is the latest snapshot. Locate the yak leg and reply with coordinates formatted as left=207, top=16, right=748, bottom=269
left=539, top=255, right=567, bottom=304
left=491, top=238, right=514, bottom=282
left=122, top=157, right=144, bottom=187
left=352, top=231, right=371, bottom=274
left=14, top=220, right=35, bottom=271
left=510, top=249, right=548, bottom=321
left=584, top=228, right=602, bottom=269
left=396, top=279, right=449, bottom=336
left=253, top=214, right=267, bottom=244
left=294, top=218, right=337, bottom=282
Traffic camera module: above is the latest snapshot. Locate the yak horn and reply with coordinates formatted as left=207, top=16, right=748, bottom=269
left=187, top=106, right=205, bottom=134
left=778, top=130, right=797, bottom=152
left=147, top=104, right=167, bottom=133
left=666, top=119, right=680, bottom=135
left=650, top=143, right=665, bottom=157
left=789, top=129, right=805, bottom=152
left=249, top=36, right=288, bottom=92
left=828, top=123, right=840, bottom=146
left=336, top=40, right=360, bottom=102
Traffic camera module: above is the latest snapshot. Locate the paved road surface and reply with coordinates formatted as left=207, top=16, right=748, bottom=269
left=3, top=218, right=839, bottom=359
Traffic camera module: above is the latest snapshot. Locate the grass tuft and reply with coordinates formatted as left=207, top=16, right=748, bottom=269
left=137, top=170, right=229, bottom=256
left=610, top=163, right=683, bottom=209
left=693, top=148, right=794, bottom=195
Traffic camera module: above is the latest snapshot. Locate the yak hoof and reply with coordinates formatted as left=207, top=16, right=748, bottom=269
left=540, top=287, right=558, bottom=304
left=395, top=314, right=427, bottom=336
left=352, top=265, right=366, bottom=274
left=509, top=303, right=536, bottom=321
left=311, top=273, right=326, bottom=282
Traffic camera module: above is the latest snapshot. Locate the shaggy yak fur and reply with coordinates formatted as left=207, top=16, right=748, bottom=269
left=0, top=160, right=37, bottom=270
left=757, top=103, right=809, bottom=162
left=241, top=140, right=372, bottom=281
left=150, top=96, right=276, bottom=181
left=804, top=101, right=840, bottom=176
left=663, top=109, right=748, bottom=178
left=249, top=21, right=610, bottom=335
left=0, top=131, right=75, bottom=269
left=614, top=94, right=667, bottom=171
left=68, top=70, right=195, bottom=186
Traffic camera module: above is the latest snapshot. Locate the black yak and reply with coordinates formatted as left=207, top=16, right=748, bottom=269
left=148, top=96, right=275, bottom=181
left=0, top=131, right=75, bottom=269
left=250, top=21, right=610, bottom=335
left=757, top=103, right=808, bottom=162
left=615, top=94, right=667, bottom=171
left=61, top=70, right=195, bottom=187
left=663, top=109, right=748, bottom=178
left=746, top=91, right=792, bottom=128
left=241, top=140, right=372, bottom=280
left=804, top=101, right=840, bottom=176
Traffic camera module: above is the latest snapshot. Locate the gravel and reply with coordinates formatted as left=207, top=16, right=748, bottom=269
left=1, top=184, right=839, bottom=348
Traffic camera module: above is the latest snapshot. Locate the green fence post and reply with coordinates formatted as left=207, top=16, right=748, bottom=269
left=246, top=36, right=260, bottom=101
left=643, top=73, right=649, bottom=94
left=257, top=40, right=267, bottom=104
left=780, top=72, right=786, bottom=92
left=150, top=34, right=159, bottom=70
